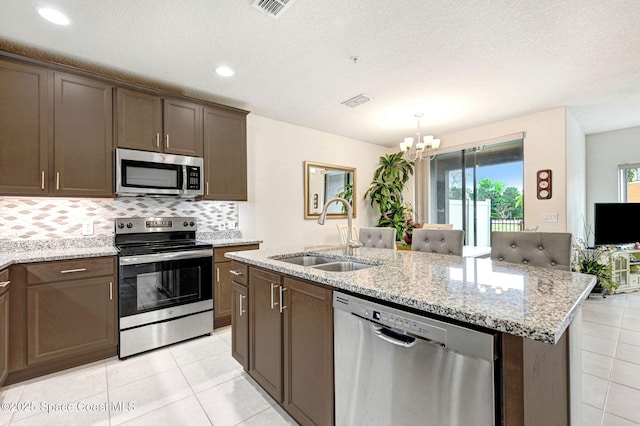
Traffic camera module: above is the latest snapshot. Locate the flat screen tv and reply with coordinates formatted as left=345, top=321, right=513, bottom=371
left=594, top=203, right=640, bottom=246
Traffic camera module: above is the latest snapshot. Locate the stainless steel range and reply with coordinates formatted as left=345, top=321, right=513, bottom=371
left=115, top=217, right=213, bottom=358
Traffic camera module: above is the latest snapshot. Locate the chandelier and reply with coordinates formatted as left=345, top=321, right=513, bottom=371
left=399, top=113, right=440, bottom=161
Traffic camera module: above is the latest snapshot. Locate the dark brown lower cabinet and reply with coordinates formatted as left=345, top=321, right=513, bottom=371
left=231, top=281, right=249, bottom=369
left=5, top=257, right=117, bottom=385
left=0, top=268, right=9, bottom=386
left=214, top=245, right=259, bottom=329
left=27, top=277, right=116, bottom=365
left=283, top=277, right=334, bottom=426
left=247, top=266, right=334, bottom=426
left=249, top=268, right=283, bottom=401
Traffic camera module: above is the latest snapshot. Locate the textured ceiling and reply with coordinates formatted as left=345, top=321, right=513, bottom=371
left=1, top=0, right=639, bottom=146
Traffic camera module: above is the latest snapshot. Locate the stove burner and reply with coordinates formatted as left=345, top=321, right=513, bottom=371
left=114, top=217, right=212, bottom=255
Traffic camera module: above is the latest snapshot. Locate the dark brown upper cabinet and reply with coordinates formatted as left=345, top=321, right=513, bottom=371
left=116, top=88, right=163, bottom=152
left=0, top=59, right=49, bottom=195
left=116, top=88, right=203, bottom=157
left=0, top=59, right=113, bottom=197
left=203, top=106, right=248, bottom=201
left=53, top=73, right=114, bottom=197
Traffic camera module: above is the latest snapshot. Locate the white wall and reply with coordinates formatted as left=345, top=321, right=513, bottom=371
left=430, top=108, right=569, bottom=232
left=565, top=109, right=587, bottom=239
left=586, top=125, right=640, bottom=243
left=238, top=114, right=390, bottom=249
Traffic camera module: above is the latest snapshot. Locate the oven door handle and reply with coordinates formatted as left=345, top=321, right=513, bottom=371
left=119, top=249, right=213, bottom=265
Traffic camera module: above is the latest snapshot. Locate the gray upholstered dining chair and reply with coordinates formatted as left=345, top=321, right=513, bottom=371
left=490, top=231, right=572, bottom=270
left=358, top=227, right=397, bottom=249
left=411, top=229, right=465, bottom=256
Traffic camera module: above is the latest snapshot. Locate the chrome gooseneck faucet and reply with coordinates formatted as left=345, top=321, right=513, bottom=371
left=317, top=197, right=363, bottom=256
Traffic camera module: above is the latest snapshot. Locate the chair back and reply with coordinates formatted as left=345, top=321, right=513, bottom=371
left=411, top=229, right=465, bottom=256
left=337, top=224, right=359, bottom=245
left=359, top=227, right=396, bottom=249
left=490, top=231, right=571, bottom=270
left=420, top=223, right=454, bottom=230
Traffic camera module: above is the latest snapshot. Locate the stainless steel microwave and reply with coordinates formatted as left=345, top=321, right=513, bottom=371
left=115, top=148, right=204, bottom=199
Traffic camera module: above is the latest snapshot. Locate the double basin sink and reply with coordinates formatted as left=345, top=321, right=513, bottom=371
left=272, top=254, right=376, bottom=272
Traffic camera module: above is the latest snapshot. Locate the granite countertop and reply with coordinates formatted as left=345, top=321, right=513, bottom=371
left=0, top=236, right=262, bottom=270
left=225, top=245, right=597, bottom=344
left=198, top=238, right=262, bottom=248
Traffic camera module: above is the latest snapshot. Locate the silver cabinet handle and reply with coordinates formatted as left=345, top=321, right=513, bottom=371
left=56, top=172, right=60, bottom=190
left=156, top=133, right=160, bottom=148
left=206, top=182, right=209, bottom=195
left=60, top=268, right=87, bottom=274
left=239, top=294, right=246, bottom=316
left=166, top=134, right=169, bottom=149
left=109, top=281, right=113, bottom=300
left=230, top=270, right=243, bottom=277
left=270, top=282, right=279, bottom=309
left=41, top=171, right=45, bottom=190
left=279, top=287, right=287, bottom=314
left=0, top=281, right=10, bottom=288
left=216, top=267, right=220, bottom=283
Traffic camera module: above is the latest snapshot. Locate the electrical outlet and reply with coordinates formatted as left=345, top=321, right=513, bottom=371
left=81, top=221, right=94, bottom=236
left=541, top=213, right=558, bottom=223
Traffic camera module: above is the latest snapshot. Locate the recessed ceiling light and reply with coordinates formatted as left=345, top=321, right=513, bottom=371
left=37, top=6, right=72, bottom=26
left=215, top=66, right=234, bottom=77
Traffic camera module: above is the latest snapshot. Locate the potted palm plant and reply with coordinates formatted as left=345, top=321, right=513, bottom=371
left=364, top=153, right=414, bottom=240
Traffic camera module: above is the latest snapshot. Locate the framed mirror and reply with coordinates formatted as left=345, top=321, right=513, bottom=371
left=304, top=161, right=356, bottom=219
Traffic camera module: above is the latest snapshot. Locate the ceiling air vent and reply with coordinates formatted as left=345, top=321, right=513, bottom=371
left=341, top=94, right=371, bottom=108
left=251, top=0, right=295, bottom=18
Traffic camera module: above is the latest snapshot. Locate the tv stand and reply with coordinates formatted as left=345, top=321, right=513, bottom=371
left=610, top=249, right=640, bottom=293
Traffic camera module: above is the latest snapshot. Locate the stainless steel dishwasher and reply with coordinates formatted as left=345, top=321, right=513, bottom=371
left=333, top=292, right=497, bottom=426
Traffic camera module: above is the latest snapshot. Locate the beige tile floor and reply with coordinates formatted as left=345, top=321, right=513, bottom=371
left=582, top=290, right=640, bottom=426
left=0, top=291, right=638, bottom=425
left=0, top=327, right=296, bottom=425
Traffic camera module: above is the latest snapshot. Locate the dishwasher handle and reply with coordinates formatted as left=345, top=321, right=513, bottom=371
left=371, top=324, right=417, bottom=348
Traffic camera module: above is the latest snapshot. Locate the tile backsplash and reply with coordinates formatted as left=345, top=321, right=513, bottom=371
left=0, top=197, right=238, bottom=240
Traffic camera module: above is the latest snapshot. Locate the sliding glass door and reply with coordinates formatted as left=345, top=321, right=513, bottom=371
left=430, top=139, right=524, bottom=246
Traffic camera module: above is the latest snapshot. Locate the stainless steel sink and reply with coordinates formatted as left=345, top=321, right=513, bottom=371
left=274, top=255, right=333, bottom=266
left=311, top=261, right=373, bottom=272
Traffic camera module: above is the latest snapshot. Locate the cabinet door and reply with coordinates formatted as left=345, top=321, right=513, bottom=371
left=0, top=290, right=8, bottom=386
left=54, top=73, right=113, bottom=197
left=249, top=268, right=283, bottom=402
left=27, top=277, right=116, bottom=365
left=116, top=88, right=163, bottom=152
left=283, top=277, right=334, bottom=426
left=231, top=281, right=249, bottom=370
left=163, top=98, right=203, bottom=157
left=203, top=107, right=247, bottom=201
left=214, top=261, right=233, bottom=328
left=0, top=60, right=49, bottom=195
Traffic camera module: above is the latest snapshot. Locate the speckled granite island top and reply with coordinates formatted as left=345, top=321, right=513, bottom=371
left=225, top=246, right=597, bottom=344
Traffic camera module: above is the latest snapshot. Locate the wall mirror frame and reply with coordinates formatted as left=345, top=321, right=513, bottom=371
left=304, top=161, right=356, bottom=220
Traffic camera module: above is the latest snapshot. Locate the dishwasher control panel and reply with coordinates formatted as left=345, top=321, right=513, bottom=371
left=335, top=292, right=447, bottom=345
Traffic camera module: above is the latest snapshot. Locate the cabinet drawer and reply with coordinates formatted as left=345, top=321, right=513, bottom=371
left=214, top=244, right=259, bottom=263
left=229, top=261, right=248, bottom=286
left=630, top=274, right=640, bottom=286
left=26, top=257, right=115, bottom=285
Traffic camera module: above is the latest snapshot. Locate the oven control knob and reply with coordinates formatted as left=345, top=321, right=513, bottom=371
left=189, top=222, right=195, bottom=227
left=183, top=221, right=189, bottom=227
left=126, top=223, right=133, bottom=229
left=117, top=223, right=125, bottom=229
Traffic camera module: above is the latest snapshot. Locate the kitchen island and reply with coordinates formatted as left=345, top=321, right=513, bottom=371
left=226, top=245, right=596, bottom=426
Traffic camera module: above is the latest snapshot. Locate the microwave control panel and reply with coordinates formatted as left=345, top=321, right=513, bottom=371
left=186, top=166, right=201, bottom=190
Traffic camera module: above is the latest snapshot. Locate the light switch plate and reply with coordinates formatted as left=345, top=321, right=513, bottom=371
left=81, top=221, right=94, bottom=235
left=541, top=213, right=558, bottom=223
